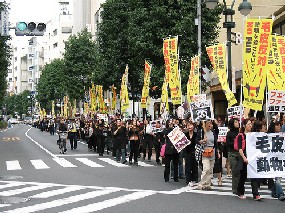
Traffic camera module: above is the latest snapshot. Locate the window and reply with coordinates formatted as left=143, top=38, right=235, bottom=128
left=53, top=42, right=58, bottom=48
left=8, top=69, right=12, bottom=73
left=8, top=78, right=12, bottom=82
left=62, top=27, right=72, bottom=33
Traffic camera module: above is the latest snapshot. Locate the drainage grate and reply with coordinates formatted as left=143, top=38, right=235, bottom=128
left=0, top=197, right=29, bottom=204
left=0, top=176, right=23, bottom=180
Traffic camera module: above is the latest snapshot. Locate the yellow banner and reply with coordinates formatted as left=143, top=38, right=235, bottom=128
left=120, top=65, right=130, bottom=113
left=84, top=102, right=89, bottom=115
left=187, top=55, right=200, bottom=102
left=277, top=36, right=285, bottom=88
left=160, top=77, right=169, bottom=113
left=163, top=37, right=182, bottom=105
left=111, top=85, right=117, bottom=111
left=267, top=35, right=283, bottom=90
left=243, top=19, right=273, bottom=110
left=51, top=101, right=55, bottom=117
left=141, top=61, right=152, bottom=108
left=206, top=44, right=237, bottom=107
left=64, top=96, right=68, bottom=118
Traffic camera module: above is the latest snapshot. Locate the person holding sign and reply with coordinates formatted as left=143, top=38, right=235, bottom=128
left=184, top=121, right=198, bottom=186
left=196, top=120, right=220, bottom=190
left=163, top=119, right=179, bottom=182
left=237, top=119, right=261, bottom=201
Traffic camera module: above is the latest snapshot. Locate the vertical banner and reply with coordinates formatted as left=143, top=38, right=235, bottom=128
left=120, top=65, right=130, bottom=113
left=141, top=61, right=152, bottom=109
left=72, top=100, right=76, bottom=117
left=111, top=85, right=117, bottom=111
left=51, top=100, right=55, bottom=118
left=277, top=36, right=285, bottom=88
left=267, top=35, right=283, bottom=91
left=64, top=96, right=68, bottom=118
left=206, top=44, right=237, bottom=107
left=187, top=55, right=200, bottom=102
left=160, top=77, right=169, bottom=117
left=243, top=19, right=273, bottom=110
left=163, top=36, right=182, bottom=105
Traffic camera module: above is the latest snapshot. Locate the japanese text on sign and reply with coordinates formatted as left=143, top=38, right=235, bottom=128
left=246, top=132, right=285, bottom=178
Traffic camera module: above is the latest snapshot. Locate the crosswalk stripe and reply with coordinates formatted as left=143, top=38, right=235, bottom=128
left=0, top=182, right=26, bottom=189
left=6, top=160, right=21, bottom=170
left=3, top=189, right=120, bottom=213
left=30, top=160, right=50, bottom=169
left=0, top=204, right=11, bottom=208
left=58, top=191, right=156, bottom=213
left=75, top=158, right=104, bottom=168
left=137, top=161, right=155, bottom=167
left=30, top=186, right=84, bottom=198
left=98, top=158, right=129, bottom=167
left=53, top=158, right=77, bottom=168
left=0, top=185, right=53, bottom=196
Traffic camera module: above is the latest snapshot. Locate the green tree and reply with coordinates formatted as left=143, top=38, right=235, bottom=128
left=98, top=0, right=222, bottom=97
left=0, top=2, right=12, bottom=106
left=37, top=59, right=67, bottom=109
left=63, top=29, right=99, bottom=101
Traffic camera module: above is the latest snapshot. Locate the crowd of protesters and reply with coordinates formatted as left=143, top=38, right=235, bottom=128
left=33, top=112, right=285, bottom=201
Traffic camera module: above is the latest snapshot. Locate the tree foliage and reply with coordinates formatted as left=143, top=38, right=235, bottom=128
left=0, top=2, right=12, bottom=107
left=63, top=29, right=99, bottom=100
left=98, top=0, right=222, bottom=96
left=36, top=59, right=66, bottom=109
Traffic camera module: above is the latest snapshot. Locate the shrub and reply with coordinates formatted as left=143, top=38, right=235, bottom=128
left=0, top=120, right=7, bottom=129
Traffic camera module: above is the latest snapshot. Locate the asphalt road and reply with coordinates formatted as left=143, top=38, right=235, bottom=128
left=0, top=124, right=284, bottom=213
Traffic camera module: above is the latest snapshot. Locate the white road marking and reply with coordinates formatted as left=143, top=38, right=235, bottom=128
left=75, top=158, right=104, bottom=167
left=59, top=191, right=156, bottom=213
left=53, top=158, right=77, bottom=168
left=137, top=161, right=155, bottom=167
left=25, top=127, right=58, bottom=158
left=54, top=154, right=99, bottom=157
left=98, top=158, right=129, bottom=167
left=0, top=182, right=26, bottom=189
left=6, top=160, right=21, bottom=170
left=0, top=185, right=53, bottom=196
left=30, top=186, right=84, bottom=198
left=30, top=160, right=50, bottom=169
left=3, top=189, right=119, bottom=213
left=0, top=204, right=11, bottom=208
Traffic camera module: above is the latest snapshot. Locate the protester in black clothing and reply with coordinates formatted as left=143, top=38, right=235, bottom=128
left=164, top=119, right=179, bottom=182
left=128, top=119, right=140, bottom=165
left=226, top=118, right=240, bottom=195
left=184, top=121, right=198, bottom=186
left=113, top=119, right=128, bottom=164
left=57, top=119, right=68, bottom=151
left=95, top=122, right=105, bottom=156
left=154, top=121, right=163, bottom=164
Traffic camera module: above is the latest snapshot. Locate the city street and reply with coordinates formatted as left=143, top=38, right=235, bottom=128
left=0, top=124, right=283, bottom=213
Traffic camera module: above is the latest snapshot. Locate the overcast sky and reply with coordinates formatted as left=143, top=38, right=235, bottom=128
left=9, top=0, right=58, bottom=25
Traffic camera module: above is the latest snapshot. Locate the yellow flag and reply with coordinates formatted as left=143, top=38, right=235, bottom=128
left=121, top=65, right=130, bottom=113
left=163, top=37, right=182, bottom=105
left=141, top=61, right=152, bottom=108
left=187, top=55, right=200, bottom=102
left=160, top=77, right=169, bottom=113
left=243, top=19, right=273, bottom=110
left=51, top=101, right=55, bottom=117
left=112, top=85, right=117, bottom=111
left=206, top=44, right=237, bottom=107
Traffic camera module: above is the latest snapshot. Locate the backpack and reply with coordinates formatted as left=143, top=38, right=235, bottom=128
left=234, top=133, right=246, bottom=151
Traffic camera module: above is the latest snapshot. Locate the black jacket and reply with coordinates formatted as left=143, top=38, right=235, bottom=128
left=184, top=131, right=197, bottom=154
left=164, top=127, right=178, bottom=155
left=226, top=129, right=239, bottom=152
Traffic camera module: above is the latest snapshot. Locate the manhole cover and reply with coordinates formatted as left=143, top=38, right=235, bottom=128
left=0, top=176, right=23, bottom=180
left=0, top=197, right=29, bottom=204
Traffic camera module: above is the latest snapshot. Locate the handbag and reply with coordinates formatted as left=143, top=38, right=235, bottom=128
left=202, top=147, right=214, bottom=158
left=130, top=135, right=139, bottom=141
left=160, top=144, right=166, bottom=158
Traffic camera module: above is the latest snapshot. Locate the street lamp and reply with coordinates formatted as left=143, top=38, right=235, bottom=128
left=205, top=0, right=252, bottom=90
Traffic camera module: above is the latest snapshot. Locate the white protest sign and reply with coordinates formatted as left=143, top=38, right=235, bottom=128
left=268, top=90, right=285, bottom=112
left=218, top=127, right=228, bottom=143
left=167, top=126, right=190, bottom=153
left=246, top=132, right=285, bottom=178
left=227, top=105, right=243, bottom=120
left=190, top=100, right=214, bottom=122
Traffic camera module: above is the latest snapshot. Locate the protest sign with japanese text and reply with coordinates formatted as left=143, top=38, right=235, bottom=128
left=167, top=126, right=191, bottom=153
left=218, top=127, right=228, bottom=143
left=190, top=100, right=214, bottom=122
left=227, top=106, right=243, bottom=120
left=268, top=90, right=285, bottom=112
left=246, top=132, right=285, bottom=178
